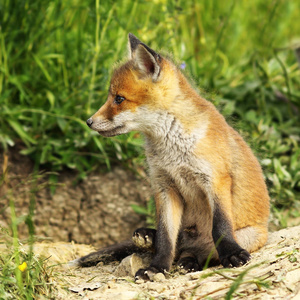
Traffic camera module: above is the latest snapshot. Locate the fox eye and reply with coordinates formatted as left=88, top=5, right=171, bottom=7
left=115, top=95, right=125, bottom=104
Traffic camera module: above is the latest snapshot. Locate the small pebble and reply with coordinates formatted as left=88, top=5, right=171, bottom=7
left=153, top=272, right=166, bottom=282
left=189, top=272, right=201, bottom=280
left=135, top=279, right=145, bottom=284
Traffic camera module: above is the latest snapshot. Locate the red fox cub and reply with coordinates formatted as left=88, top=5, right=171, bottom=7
left=72, top=33, right=270, bottom=280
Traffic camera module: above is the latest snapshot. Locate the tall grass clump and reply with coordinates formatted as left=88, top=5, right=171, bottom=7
left=0, top=226, right=53, bottom=299
left=0, top=173, right=54, bottom=299
left=0, top=0, right=299, bottom=211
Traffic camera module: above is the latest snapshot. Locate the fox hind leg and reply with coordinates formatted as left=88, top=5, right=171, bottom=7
left=213, top=202, right=251, bottom=268
left=235, top=225, right=268, bottom=253
left=176, top=233, right=217, bottom=272
left=177, top=255, right=201, bottom=272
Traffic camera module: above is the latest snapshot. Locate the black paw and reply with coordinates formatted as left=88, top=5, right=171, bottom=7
left=135, top=266, right=160, bottom=281
left=221, top=249, right=251, bottom=268
left=177, top=257, right=201, bottom=272
left=132, top=228, right=156, bottom=250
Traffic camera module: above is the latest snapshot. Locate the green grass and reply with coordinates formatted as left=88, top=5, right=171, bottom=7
left=0, top=0, right=299, bottom=209
left=0, top=173, right=54, bottom=299
left=188, top=263, right=271, bottom=299
left=0, top=241, right=53, bottom=299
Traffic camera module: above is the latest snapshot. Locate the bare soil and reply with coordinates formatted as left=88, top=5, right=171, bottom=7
left=12, top=225, right=300, bottom=300
left=0, top=146, right=152, bottom=247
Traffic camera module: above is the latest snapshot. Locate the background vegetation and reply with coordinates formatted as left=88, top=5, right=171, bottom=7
left=1, top=0, right=299, bottom=214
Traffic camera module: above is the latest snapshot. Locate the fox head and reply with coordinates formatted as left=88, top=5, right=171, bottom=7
left=86, top=33, right=187, bottom=137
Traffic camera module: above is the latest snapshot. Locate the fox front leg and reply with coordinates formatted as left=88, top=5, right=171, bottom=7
left=135, top=189, right=183, bottom=281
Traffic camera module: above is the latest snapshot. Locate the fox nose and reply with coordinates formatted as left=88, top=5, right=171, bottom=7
left=86, top=118, right=93, bottom=127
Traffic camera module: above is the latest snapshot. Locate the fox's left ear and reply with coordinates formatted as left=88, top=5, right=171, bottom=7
left=128, top=33, right=161, bottom=81
left=134, top=44, right=161, bottom=81
left=128, top=33, right=141, bottom=58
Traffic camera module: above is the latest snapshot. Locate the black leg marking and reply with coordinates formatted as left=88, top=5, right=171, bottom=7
left=135, top=215, right=173, bottom=280
left=221, top=250, right=251, bottom=268
left=212, top=201, right=251, bottom=268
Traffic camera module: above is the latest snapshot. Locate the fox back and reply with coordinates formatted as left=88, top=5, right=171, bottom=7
left=85, top=33, right=270, bottom=280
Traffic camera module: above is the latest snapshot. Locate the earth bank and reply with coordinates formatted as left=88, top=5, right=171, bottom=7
left=0, top=147, right=152, bottom=247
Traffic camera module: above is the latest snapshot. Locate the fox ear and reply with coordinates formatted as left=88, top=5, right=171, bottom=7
left=134, top=44, right=161, bottom=81
left=128, top=33, right=141, bottom=58
left=128, top=33, right=161, bottom=81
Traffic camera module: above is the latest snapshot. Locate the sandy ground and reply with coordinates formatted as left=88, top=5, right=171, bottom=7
left=27, top=225, right=300, bottom=299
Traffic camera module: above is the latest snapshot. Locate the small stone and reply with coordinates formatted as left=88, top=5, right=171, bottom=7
left=135, top=279, right=145, bottom=284
left=114, top=254, right=148, bottom=277
left=189, top=272, right=201, bottom=280
left=153, top=272, right=165, bottom=282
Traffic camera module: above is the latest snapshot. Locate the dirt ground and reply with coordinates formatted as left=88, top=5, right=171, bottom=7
left=1, top=147, right=300, bottom=299
left=14, top=225, right=299, bottom=299
left=0, top=147, right=152, bottom=247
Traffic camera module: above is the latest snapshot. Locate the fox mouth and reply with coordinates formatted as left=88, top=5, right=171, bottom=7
left=97, top=125, right=125, bottom=137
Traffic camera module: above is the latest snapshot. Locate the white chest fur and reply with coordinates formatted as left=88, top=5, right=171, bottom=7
left=144, top=114, right=212, bottom=203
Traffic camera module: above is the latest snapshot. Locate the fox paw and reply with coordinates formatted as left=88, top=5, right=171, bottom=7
left=132, top=228, right=156, bottom=250
left=221, top=249, right=251, bottom=268
left=177, top=257, right=201, bottom=272
left=135, top=266, right=160, bottom=281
